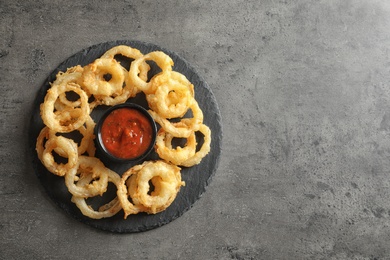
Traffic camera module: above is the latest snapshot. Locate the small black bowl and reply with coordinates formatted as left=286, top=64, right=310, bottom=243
left=95, top=103, right=157, bottom=163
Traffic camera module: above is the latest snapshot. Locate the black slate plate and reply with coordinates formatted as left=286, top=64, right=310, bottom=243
left=29, top=40, right=222, bottom=233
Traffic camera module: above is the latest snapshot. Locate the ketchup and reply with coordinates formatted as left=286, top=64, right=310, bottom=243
left=100, top=107, right=153, bottom=159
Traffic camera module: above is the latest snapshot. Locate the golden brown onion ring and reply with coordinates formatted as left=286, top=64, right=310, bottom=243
left=36, top=126, right=55, bottom=162
left=64, top=156, right=109, bottom=198
left=132, top=160, right=184, bottom=214
left=82, top=58, right=125, bottom=97
left=101, top=45, right=151, bottom=101
left=102, top=45, right=143, bottom=60
left=53, top=115, right=96, bottom=157
left=128, top=51, right=174, bottom=94
left=146, top=71, right=194, bottom=119
left=52, top=65, right=84, bottom=108
left=148, top=100, right=203, bottom=138
left=41, top=83, right=90, bottom=133
left=71, top=167, right=122, bottom=219
left=155, top=123, right=197, bottom=165
left=117, top=163, right=145, bottom=218
left=180, top=124, right=211, bottom=167
left=41, top=135, right=79, bottom=176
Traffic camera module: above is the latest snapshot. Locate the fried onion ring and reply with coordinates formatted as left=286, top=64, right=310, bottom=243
left=101, top=45, right=144, bottom=61
left=155, top=123, right=197, bottom=165
left=128, top=51, right=174, bottom=94
left=52, top=65, right=84, bottom=108
left=71, top=167, right=122, bottom=219
left=64, top=156, right=109, bottom=197
left=53, top=115, right=96, bottom=156
left=132, top=160, right=184, bottom=214
left=100, top=45, right=151, bottom=101
left=148, top=100, right=203, bottom=138
left=154, top=123, right=211, bottom=167
left=118, top=161, right=184, bottom=216
left=117, top=163, right=145, bottom=218
left=41, top=83, right=90, bottom=133
left=41, top=135, right=79, bottom=176
left=146, top=71, right=194, bottom=119
left=36, top=126, right=55, bottom=162
left=82, top=58, right=125, bottom=97
left=180, top=124, right=211, bottom=167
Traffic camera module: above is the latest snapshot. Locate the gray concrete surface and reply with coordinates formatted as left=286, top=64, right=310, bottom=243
left=2, top=0, right=390, bottom=259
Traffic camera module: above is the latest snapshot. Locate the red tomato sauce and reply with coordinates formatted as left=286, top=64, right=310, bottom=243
left=100, top=108, right=153, bottom=159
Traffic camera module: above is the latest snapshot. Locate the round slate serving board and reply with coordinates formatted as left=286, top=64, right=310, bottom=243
left=29, top=40, right=222, bottom=233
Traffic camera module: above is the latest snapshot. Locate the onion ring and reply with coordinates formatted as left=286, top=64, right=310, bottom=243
left=101, top=45, right=144, bottom=60
left=74, top=115, right=95, bottom=156
left=132, top=160, right=184, bottom=214
left=180, top=124, right=211, bottom=167
left=71, top=167, right=122, bottom=219
left=154, top=122, right=211, bottom=167
left=82, top=58, right=125, bottom=97
left=148, top=100, right=203, bottom=138
left=128, top=51, right=174, bottom=94
left=155, top=123, right=197, bottom=165
left=117, top=163, right=145, bottom=218
left=100, top=45, right=151, bottom=102
left=146, top=71, right=195, bottom=119
left=64, top=156, right=109, bottom=197
left=53, top=115, right=96, bottom=156
left=41, top=135, right=79, bottom=176
left=71, top=196, right=122, bottom=219
left=52, top=65, right=84, bottom=108
left=40, top=83, right=90, bottom=133
left=36, top=126, right=55, bottom=162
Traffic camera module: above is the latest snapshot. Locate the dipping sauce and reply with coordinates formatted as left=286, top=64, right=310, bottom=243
left=100, top=107, right=154, bottom=159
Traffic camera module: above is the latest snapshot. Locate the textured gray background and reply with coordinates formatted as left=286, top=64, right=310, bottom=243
left=1, top=0, right=390, bottom=259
